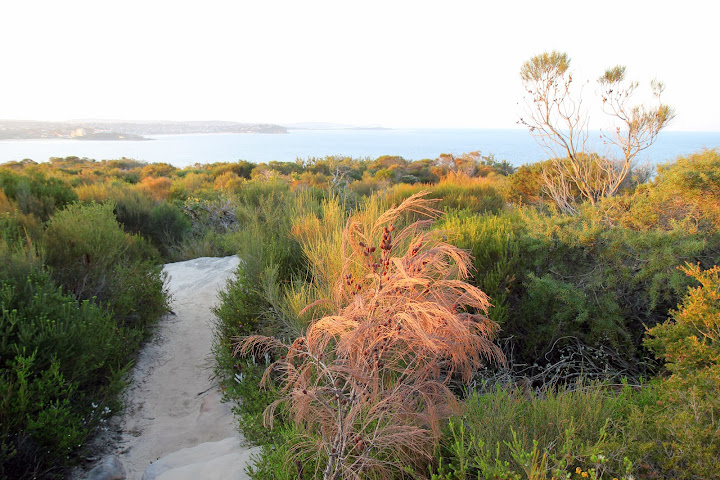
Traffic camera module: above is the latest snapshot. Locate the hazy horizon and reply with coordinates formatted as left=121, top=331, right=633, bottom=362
left=2, top=1, right=719, bottom=131
left=1, top=118, right=719, bottom=134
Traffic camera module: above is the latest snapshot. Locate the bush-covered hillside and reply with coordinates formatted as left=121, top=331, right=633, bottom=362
left=2, top=148, right=719, bottom=478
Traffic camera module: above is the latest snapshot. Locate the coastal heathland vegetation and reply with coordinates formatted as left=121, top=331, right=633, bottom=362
left=1, top=145, right=719, bottom=478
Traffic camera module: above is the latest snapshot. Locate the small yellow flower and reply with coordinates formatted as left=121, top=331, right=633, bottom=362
left=576, top=467, right=582, bottom=474
left=582, top=473, right=589, bottom=478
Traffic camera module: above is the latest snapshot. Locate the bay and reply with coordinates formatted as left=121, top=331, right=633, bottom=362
left=0, top=128, right=718, bottom=168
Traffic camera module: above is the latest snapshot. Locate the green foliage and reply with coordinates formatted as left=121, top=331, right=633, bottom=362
left=387, top=174, right=505, bottom=214
left=463, top=205, right=716, bottom=370
left=643, top=264, right=720, bottom=478
left=0, top=265, right=131, bottom=478
left=148, top=202, right=191, bottom=255
left=0, top=353, right=87, bottom=479
left=439, top=210, right=524, bottom=327
left=214, top=263, right=266, bottom=338
left=614, top=148, right=720, bottom=232
left=105, top=260, right=168, bottom=330
left=0, top=211, right=42, bottom=248
left=216, top=359, right=286, bottom=446
left=433, top=383, right=642, bottom=480
left=213, top=186, right=310, bottom=341
left=0, top=170, right=77, bottom=221
left=43, top=202, right=168, bottom=327
left=112, top=187, right=155, bottom=236
left=245, top=423, right=319, bottom=480
left=0, top=203, right=165, bottom=478
left=231, top=186, right=307, bottom=284
left=0, top=279, right=121, bottom=387
left=44, top=202, right=130, bottom=299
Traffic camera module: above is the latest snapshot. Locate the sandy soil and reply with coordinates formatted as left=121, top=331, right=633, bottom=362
left=112, top=256, right=246, bottom=479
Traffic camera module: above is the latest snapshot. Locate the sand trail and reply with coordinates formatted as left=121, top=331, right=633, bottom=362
left=110, top=256, right=256, bottom=480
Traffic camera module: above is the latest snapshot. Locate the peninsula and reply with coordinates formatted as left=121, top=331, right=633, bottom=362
left=0, top=120, right=287, bottom=141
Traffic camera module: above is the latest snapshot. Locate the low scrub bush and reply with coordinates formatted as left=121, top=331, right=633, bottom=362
left=44, top=203, right=130, bottom=300
left=643, top=263, right=720, bottom=478
left=0, top=170, right=77, bottom=221
left=213, top=186, right=308, bottom=337
left=433, top=382, right=646, bottom=480
left=44, top=202, right=168, bottom=329
left=613, top=148, right=720, bottom=232
left=147, top=202, right=191, bottom=256
left=112, top=187, right=155, bottom=236
left=442, top=204, right=718, bottom=379
left=439, top=210, right=525, bottom=327
left=387, top=173, right=505, bottom=214
left=0, top=249, right=132, bottom=478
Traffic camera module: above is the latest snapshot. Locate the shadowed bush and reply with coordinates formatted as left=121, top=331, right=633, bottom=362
left=0, top=240, right=135, bottom=479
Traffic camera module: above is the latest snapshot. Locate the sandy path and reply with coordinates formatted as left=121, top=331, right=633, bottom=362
left=114, top=256, right=245, bottom=479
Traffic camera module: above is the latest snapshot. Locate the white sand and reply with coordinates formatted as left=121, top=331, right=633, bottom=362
left=112, top=256, right=253, bottom=479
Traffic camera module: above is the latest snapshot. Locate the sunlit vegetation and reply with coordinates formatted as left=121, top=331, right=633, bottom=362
left=2, top=147, right=720, bottom=478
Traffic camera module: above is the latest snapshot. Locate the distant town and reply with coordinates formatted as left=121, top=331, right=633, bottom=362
left=0, top=120, right=288, bottom=140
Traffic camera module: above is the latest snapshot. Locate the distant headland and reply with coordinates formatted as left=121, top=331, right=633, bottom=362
left=0, top=120, right=288, bottom=141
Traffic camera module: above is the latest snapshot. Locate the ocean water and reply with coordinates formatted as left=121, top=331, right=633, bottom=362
left=0, top=129, right=718, bottom=168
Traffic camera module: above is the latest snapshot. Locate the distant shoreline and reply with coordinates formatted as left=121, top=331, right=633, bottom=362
left=0, top=119, right=288, bottom=141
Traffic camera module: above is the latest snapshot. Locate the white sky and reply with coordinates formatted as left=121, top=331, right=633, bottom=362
left=0, top=0, right=717, bottom=130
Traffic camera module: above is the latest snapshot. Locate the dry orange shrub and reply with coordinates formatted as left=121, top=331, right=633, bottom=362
left=0, top=190, right=14, bottom=213
left=136, top=176, right=173, bottom=201
left=237, top=193, right=504, bottom=479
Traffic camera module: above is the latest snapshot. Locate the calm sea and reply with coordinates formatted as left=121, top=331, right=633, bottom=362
left=0, top=129, right=718, bottom=168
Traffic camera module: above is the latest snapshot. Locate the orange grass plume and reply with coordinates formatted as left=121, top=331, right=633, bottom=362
left=235, top=192, right=505, bottom=480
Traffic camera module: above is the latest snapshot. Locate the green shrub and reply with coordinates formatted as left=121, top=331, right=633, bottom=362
left=214, top=262, right=266, bottom=338
left=0, top=271, right=129, bottom=479
left=213, top=189, right=308, bottom=338
left=0, top=170, right=77, bottom=222
left=0, top=353, right=87, bottom=479
left=245, top=423, right=319, bottom=480
left=231, top=188, right=306, bottom=284
left=148, top=202, right=191, bottom=256
left=0, top=203, right=165, bottom=478
left=387, top=174, right=505, bottom=214
left=439, top=210, right=525, bottom=327
left=112, top=187, right=155, bottom=236
left=643, top=264, right=720, bottom=478
left=615, top=148, right=720, bottom=232
left=105, top=260, right=168, bottom=330
left=467, top=206, right=717, bottom=371
left=44, top=202, right=130, bottom=299
left=433, top=383, right=644, bottom=480
left=44, top=202, right=168, bottom=329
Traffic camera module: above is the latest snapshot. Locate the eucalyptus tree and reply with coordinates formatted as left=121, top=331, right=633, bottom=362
left=519, top=51, right=674, bottom=213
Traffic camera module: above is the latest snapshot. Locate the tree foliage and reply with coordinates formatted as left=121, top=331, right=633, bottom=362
left=519, top=51, right=674, bottom=213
